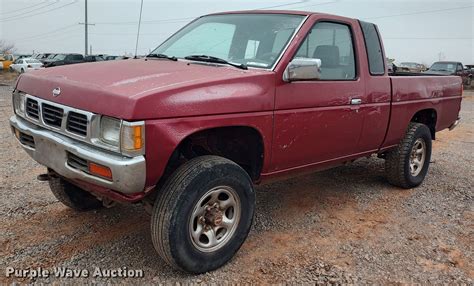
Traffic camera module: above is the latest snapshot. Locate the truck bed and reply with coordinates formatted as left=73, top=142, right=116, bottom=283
left=382, top=75, right=463, bottom=148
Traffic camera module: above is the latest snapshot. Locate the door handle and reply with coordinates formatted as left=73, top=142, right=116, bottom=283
left=350, top=98, right=362, bottom=105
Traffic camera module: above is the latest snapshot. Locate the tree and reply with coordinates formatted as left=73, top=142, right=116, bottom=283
left=0, top=40, right=16, bottom=54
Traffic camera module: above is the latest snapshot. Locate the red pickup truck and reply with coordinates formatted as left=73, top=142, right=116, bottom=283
left=10, top=11, right=462, bottom=273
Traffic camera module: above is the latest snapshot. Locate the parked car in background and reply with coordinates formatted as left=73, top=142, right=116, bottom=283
left=425, top=61, right=472, bottom=87
left=10, top=11, right=463, bottom=274
left=34, top=53, right=52, bottom=62
left=9, top=58, right=43, bottom=73
left=84, top=55, right=105, bottom=62
left=43, top=53, right=85, bottom=67
left=0, top=54, right=16, bottom=70
left=398, top=62, right=427, bottom=73
left=41, top=54, right=60, bottom=65
left=15, top=54, right=32, bottom=60
left=105, top=55, right=130, bottom=60
left=466, top=65, right=474, bottom=80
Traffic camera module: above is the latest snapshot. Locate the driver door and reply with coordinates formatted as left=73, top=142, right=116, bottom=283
left=271, top=20, right=366, bottom=171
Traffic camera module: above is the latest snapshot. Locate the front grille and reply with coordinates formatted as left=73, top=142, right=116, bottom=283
left=42, top=103, right=64, bottom=128
left=66, top=112, right=88, bottom=136
left=19, top=132, right=35, bottom=149
left=67, top=152, right=88, bottom=172
left=26, top=98, right=39, bottom=119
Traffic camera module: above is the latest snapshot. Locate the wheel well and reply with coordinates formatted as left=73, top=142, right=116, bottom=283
left=411, top=109, right=437, bottom=139
left=165, top=126, right=264, bottom=182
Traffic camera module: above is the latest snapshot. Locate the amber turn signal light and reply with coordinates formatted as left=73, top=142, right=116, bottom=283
left=88, top=162, right=113, bottom=180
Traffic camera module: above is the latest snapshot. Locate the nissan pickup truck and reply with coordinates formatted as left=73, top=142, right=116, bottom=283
left=10, top=11, right=462, bottom=273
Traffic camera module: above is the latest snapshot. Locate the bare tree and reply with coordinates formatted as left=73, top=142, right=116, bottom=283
left=0, top=40, right=16, bottom=54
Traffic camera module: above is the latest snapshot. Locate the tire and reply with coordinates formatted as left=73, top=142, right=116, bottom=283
left=151, top=156, right=255, bottom=273
left=385, top=122, right=432, bottom=188
left=466, top=77, right=472, bottom=87
left=20, top=68, right=25, bottom=74
left=49, top=177, right=103, bottom=211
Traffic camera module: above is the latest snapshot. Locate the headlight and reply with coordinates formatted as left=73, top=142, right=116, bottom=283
left=99, top=116, right=121, bottom=146
left=98, top=116, right=145, bottom=156
left=12, top=91, right=26, bottom=117
left=121, top=121, right=145, bottom=156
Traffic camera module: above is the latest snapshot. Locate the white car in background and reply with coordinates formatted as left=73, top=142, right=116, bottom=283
left=9, top=58, right=44, bottom=73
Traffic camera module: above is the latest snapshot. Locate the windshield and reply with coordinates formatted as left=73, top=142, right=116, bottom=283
left=47, top=54, right=56, bottom=59
left=430, top=62, right=456, bottom=72
left=26, top=59, right=41, bottom=64
left=401, top=62, right=417, bottom=68
left=54, top=54, right=66, bottom=60
left=151, top=13, right=305, bottom=69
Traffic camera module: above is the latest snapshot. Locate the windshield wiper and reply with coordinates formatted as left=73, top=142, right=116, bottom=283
left=146, top=53, right=177, bottom=61
left=184, top=55, right=247, bottom=70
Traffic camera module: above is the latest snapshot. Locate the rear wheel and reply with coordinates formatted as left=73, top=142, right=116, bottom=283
left=49, top=177, right=103, bottom=211
left=385, top=123, right=432, bottom=188
left=151, top=156, right=255, bottom=273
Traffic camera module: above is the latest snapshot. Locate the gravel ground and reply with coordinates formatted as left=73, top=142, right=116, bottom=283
left=0, top=72, right=473, bottom=284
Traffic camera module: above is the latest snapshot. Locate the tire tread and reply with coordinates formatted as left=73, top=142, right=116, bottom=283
left=385, top=122, right=429, bottom=188
left=151, top=155, right=234, bottom=271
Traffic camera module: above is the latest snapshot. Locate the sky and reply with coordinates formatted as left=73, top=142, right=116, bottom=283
left=0, top=0, right=473, bottom=65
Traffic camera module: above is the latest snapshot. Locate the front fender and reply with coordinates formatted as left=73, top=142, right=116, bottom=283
left=143, top=112, right=274, bottom=187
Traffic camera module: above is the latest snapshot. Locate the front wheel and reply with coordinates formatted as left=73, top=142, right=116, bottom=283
left=151, top=156, right=255, bottom=273
left=385, top=123, right=432, bottom=188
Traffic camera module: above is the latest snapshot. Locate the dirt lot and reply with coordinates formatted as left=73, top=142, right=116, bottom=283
left=0, top=72, right=473, bottom=284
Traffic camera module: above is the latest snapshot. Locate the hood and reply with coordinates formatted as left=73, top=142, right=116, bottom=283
left=16, top=59, right=275, bottom=120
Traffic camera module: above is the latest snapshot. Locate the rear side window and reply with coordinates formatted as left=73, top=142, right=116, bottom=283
left=360, top=21, right=385, bottom=75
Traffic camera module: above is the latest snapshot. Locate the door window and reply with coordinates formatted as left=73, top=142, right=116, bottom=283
left=294, top=22, right=356, bottom=80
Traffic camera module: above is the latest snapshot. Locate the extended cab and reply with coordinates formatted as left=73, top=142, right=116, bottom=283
left=10, top=11, right=462, bottom=273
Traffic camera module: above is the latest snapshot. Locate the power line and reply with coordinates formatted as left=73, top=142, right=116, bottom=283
left=0, top=1, right=60, bottom=20
left=364, top=5, right=474, bottom=20
left=92, top=0, right=336, bottom=26
left=0, top=0, right=78, bottom=22
left=94, top=17, right=196, bottom=26
left=0, top=0, right=48, bottom=15
left=13, top=26, right=83, bottom=43
left=10, top=24, right=78, bottom=42
left=384, top=37, right=473, bottom=40
left=257, top=0, right=311, bottom=10
left=281, top=0, right=339, bottom=9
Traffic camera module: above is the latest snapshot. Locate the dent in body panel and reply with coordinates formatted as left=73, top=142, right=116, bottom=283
left=271, top=106, right=364, bottom=171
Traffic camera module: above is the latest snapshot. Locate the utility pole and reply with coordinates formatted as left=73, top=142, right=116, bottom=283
left=134, top=0, right=144, bottom=58
left=85, top=0, right=88, bottom=55
left=79, top=0, right=94, bottom=55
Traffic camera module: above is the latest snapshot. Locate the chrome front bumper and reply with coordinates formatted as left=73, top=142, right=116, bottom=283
left=10, top=115, right=146, bottom=194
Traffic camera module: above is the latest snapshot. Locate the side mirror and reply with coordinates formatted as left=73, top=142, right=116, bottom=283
left=283, top=58, right=322, bottom=82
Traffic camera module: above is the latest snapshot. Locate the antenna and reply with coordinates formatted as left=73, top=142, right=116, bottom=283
left=134, top=0, right=144, bottom=59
